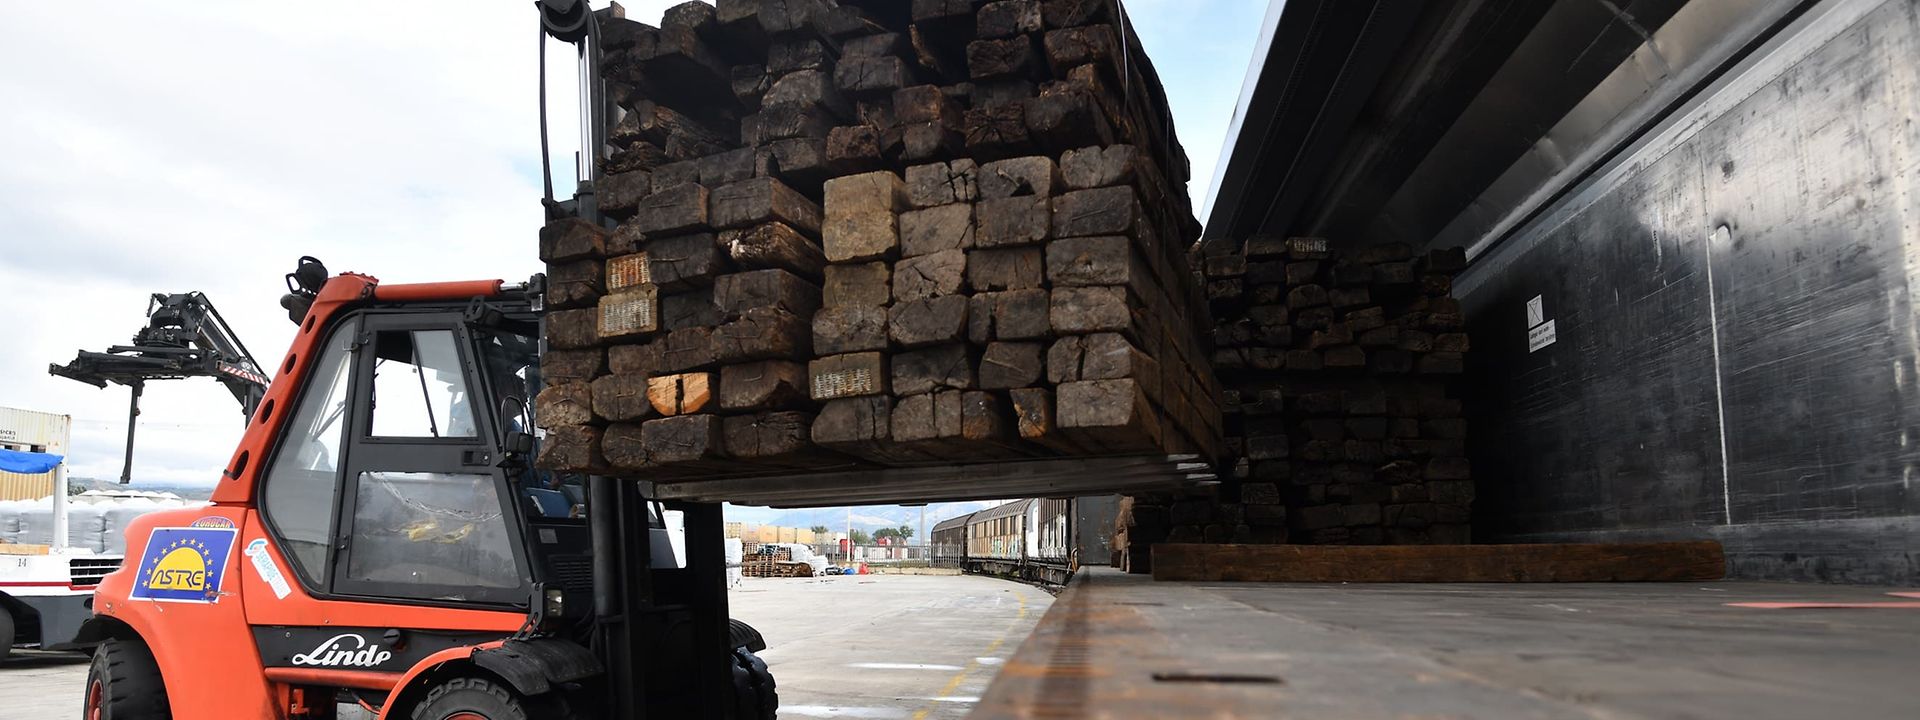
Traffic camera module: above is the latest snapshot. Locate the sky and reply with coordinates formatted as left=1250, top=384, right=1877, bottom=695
left=0, top=0, right=1270, bottom=524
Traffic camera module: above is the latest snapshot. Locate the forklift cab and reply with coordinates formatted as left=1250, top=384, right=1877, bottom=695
left=79, top=269, right=773, bottom=720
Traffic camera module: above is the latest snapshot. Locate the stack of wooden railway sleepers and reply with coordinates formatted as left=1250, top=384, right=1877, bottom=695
left=536, top=0, right=1222, bottom=480
left=1111, top=238, right=1471, bottom=570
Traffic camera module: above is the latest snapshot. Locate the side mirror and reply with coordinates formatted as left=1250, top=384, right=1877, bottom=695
left=498, top=429, right=535, bottom=470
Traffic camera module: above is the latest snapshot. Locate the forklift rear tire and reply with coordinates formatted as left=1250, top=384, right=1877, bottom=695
left=730, top=647, right=777, bottom=719
left=85, top=639, right=172, bottom=719
left=408, top=677, right=529, bottom=720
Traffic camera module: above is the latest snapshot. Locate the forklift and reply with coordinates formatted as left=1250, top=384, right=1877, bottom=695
left=75, top=2, right=776, bottom=718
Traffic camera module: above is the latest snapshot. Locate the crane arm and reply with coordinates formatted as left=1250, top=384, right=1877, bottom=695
left=48, top=291, right=269, bottom=483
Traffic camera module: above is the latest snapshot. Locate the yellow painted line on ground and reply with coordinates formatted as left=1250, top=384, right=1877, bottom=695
left=910, top=590, right=1031, bottom=720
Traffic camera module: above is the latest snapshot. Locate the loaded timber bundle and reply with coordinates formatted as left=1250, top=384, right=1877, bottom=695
left=1112, top=239, right=1473, bottom=572
left=536, top=0, right=1222, bottom=480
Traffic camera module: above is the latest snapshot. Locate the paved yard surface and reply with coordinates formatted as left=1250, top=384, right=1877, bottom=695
left=737, top=574, right=1051, bottom=719
left=978, top=568, right=1920, bottom=719
left=0, top=573, right=1050, bottom=719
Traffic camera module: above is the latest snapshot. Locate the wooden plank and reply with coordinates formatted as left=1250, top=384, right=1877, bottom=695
left=660, top=288, right=723, bottom=330
left=718, top=360, right=810, bottom=412
left=633, top=182, right=710, bottom=236
left=892, top=343, right=975, bottom=395
left=647, top=372, right=714, bottom=417
left=977, top=156, right=1060, bottom=200
left=1150, top=542, right=1728, bottom=583
left=606, top=343, right=660, bottom=376
left=823, top=261, right=892, bottom=307
left=1009, top=387, right=1078, bottom=452
left=974, top=196, right=1050, bottom=248
left=546, top=258, right=604, bottom=310
left=535, top=383, right=596, bottom=427
left=969, top=288, right=1050, bottom=342
left=810, top=352, right=889, bottom=400
left=542, top=348, right=605, bottom=385
left=640, top=414, right=726, bottom=465
left=978, top=341, right=1043, bottom=389
left=813, top=305, right=890, bottom=354
left=722, top=222, right=828, bottom=280
left=905, top=159, right=979, bottom=208
left=722, top=411, right=823, bottom=461
left=889, top=295, right=969, bottom=347
left=546, top=308, right=600, bottom=350
left=711, top=307, right=811, bottom=363
left=824, top=170, right=908, bottom=262
left=710, top=177, right=822, bottom=234
left=644, top=233, right=724, bottom=290
left=597, top=286, right=662, bottom=341
left=591, top=373, right=653, bottom=422
left=899, top=203, right=976, bottom=257
left=968, top=247, right=1044, bottom=291
left=892, top=249, right=967, bottom=300
left=539, top=219, right=609, bottom=263
left=765, top=69, right=854, bottom=120
left=1057, top=378, right=1160, bottom=452
left=535, top=424, right=605, bottom=473
left=713, top=269, right=822, bottom=318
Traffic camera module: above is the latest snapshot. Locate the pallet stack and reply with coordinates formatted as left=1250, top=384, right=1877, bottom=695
left=1113, top=238, right=1472, bottom=570
left=741, top=545, right=797, bottom=577
left=536, top=0, right=1221, bottom=477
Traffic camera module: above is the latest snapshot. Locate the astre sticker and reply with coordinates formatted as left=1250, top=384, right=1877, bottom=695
left=130, top=527, right=238, bottom=603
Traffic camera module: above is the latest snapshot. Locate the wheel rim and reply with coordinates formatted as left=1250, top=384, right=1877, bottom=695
left=443, top=714, right=488, bottom=720
left=85, top=679, right=103, bottom=720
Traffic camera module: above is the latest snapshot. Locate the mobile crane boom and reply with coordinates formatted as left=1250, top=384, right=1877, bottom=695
left=48, top=291, right=269, bottom=483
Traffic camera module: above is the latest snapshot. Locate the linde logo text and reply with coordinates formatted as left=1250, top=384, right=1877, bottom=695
left=290, top=633, right=395, bottom=668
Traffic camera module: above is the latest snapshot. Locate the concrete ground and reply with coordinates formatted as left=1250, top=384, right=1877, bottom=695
left=0, top=573, right=1050, bottom=720
left=978, top=568, right=1920, bottom=719
left=734, top=574, right=1052, bottom=719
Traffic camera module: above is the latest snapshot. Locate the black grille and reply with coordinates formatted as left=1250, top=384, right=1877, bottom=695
left=69, top=557, right=122, bottom=587
left=547, top=554, right=594, bottom=598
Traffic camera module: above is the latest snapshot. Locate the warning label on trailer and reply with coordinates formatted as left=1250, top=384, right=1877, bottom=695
left=1525, top=295, right=1556, bottom=353
left=1528, top=319, right=1558, bottom=353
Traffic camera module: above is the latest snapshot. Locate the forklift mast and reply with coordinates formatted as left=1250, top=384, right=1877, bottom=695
left=48, top=290, right=270, bottom=483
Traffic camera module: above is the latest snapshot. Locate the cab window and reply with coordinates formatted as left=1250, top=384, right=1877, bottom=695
left=370, top=329, right=476, bottom=438
left=344, top=471, right=519, bottom=591
left=260, top=317, right=359, bottom=586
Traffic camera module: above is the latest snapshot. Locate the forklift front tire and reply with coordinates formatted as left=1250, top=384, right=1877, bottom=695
left=730, top=647, right=778, bottom=720
left=85, top=639, right=172, bottom=719
left=408, top=677, right=530, bottom=720
left=0, top=604, right=13, bottom=663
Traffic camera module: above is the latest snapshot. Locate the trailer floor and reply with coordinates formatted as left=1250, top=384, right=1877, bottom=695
left=975, top=567, right=1920, bottom=719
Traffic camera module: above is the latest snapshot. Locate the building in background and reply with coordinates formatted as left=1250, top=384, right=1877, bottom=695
left=0, top=407, right=69, bottom=500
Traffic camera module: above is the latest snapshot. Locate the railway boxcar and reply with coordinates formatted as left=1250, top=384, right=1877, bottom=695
left=930, top=512, right=973, bottom=569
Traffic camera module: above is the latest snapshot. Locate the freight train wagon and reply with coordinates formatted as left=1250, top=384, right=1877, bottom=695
left=932, top=499, right=1076, bottom=585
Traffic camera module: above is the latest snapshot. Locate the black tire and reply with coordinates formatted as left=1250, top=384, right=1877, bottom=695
left=730, top=647, right=778, bottom=720
left=0, top=604, right=13, bottom=663
left=85, top=639, right=171, bottom=719
left=409, top=677, right=529, bottom=720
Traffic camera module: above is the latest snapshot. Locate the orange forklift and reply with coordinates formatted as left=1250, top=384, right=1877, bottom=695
left=76, top=2, right=775, bottom=718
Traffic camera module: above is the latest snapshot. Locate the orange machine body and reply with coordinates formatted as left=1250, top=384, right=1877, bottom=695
left=89, top=274, right=524, bottom=720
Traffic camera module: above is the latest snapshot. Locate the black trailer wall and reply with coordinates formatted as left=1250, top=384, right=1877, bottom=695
left=1458, top=0, right=1920, bottom=583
